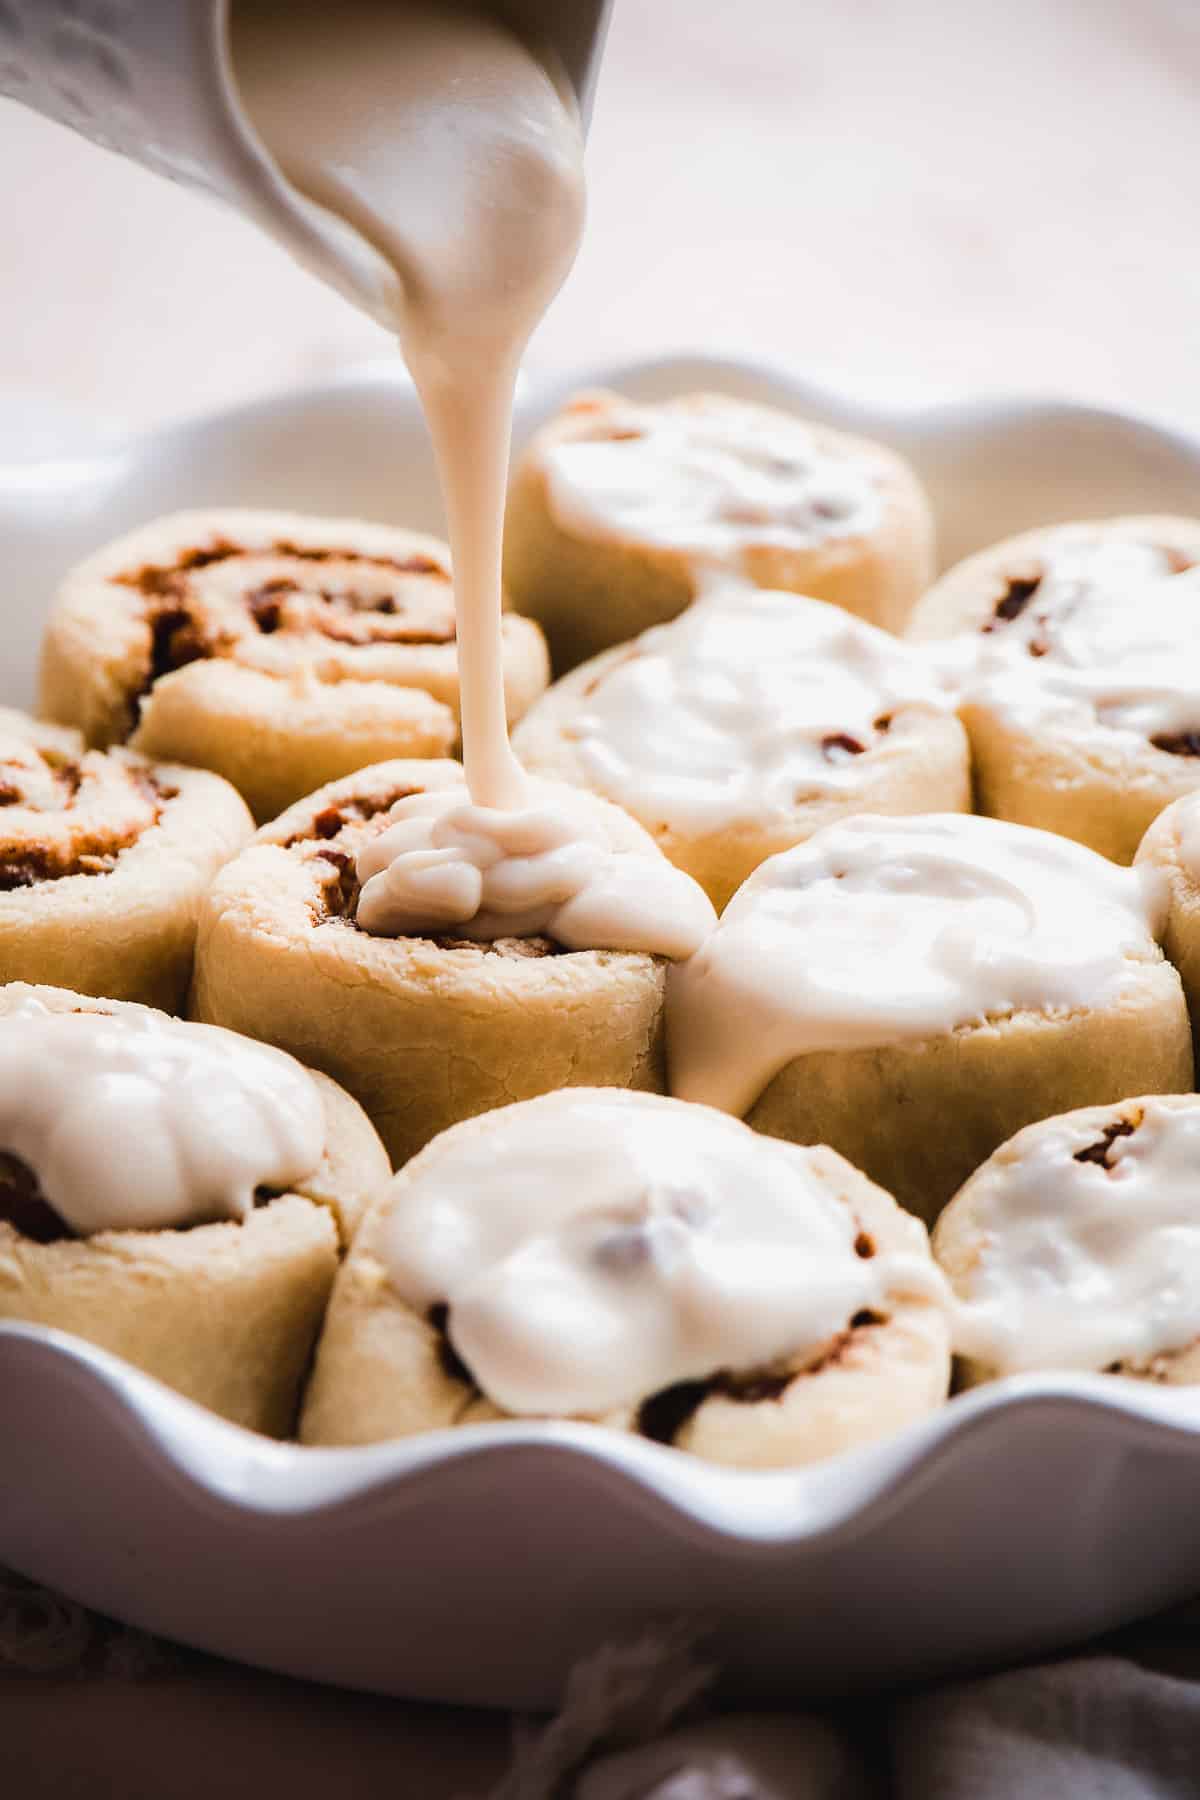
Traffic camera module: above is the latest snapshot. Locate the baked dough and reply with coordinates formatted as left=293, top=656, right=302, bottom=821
left=299, top=1090, right=950, bottom=1468
left=934, top=1093, right=1200, bottom=1388
left=189, top=761, right=670, bottom=1166
left=746, top=987, right=1190, bottom=1230
left=0, top=984, right=391, bottom=1435
left=38, top=508, right=550, bottom=821
left=666, top=813, right=1193, bottom=1227
left=1136, top=792, right=1200, bottom=1062
left=907, top=516, right=1200, bottom=864
left=514, top=587, right=969, bottom=909
left=504, top=389, right=936, bottom=670
left=0, top=707, right=253, bottom=1010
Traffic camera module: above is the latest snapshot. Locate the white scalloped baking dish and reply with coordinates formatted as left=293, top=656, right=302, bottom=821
left=4, top=357, right=1200, bottom=1710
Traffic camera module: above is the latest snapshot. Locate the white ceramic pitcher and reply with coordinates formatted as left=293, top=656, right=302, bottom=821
left=0, top=0, right=610, bottom=328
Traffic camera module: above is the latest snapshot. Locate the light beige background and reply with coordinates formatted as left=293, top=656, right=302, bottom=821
left=1, top=0, right=1198, bottom=441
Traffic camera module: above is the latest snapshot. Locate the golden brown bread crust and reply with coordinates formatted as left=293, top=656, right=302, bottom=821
left=504, top=391, right=937, bottom=672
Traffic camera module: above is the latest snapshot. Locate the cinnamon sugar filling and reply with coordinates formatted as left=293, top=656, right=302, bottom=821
left=634, top=1210, right=886, bottom=1445
left=636, top=1307, right=889, bottom=1446
left=0, top=1156, right=286, bottom=1247
left=0, top=755, right=169, bottom=891
left=0, top=1152, right=70, bottom=1244
left=1073, top=1114, right=1140, bottom=1169
left=116, top=540, right=460, bottom=725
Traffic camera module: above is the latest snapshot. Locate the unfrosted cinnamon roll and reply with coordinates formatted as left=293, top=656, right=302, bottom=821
left=299, top=1089, right=951, bottom=1467
left=935, top=1094, right=1200, bottom=1388
left=504, top=389, right=936, bottom=670
left=0, top=984, right=391, bottom=1436
left=38, top=508, right=550, bottom=821
left=1135, top=791, right=1200, bottom=1064
left=514, top=586, right=969, bottom=909
left=906, top=516, right=1200, bottom=863
left=668, top=814, right=1192, bottom=1226
left=0, top=708, right=252, bottom=1010
left=189, top=760, right=711, bottom=1167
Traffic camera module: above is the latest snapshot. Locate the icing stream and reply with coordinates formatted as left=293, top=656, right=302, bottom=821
left=234, top=0, right=585, bottom=812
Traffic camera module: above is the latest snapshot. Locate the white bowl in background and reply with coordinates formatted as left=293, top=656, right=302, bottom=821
left=4, top=357, right=1200, bottom=1708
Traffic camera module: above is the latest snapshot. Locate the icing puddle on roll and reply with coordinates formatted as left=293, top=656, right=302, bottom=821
left=556, top=584, right=952, bottom=830
left=379, top=1092, right=941, bottom=1416
left=0, top=1006, right=323, bottom=1234
left=233, top=1, right=716, bottom=954
left=938, top=1097, right=1200, bottom=1376
left=354, top=786, right=714, bottom=957
left=668, top=813, right=1169, bottom=1118
left=540, top=393, right=883, bottom=557
left=944, top=536, right=1200, bottom=746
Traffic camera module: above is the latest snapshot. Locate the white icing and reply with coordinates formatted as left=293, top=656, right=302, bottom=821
left=542, top=396, right=882, bottom=561
left=380, top=1093, right=938, bottom=1416
left=238, top=7, right=693, bottom=963
left=947, top=1098, right=1200, bottom=1374
left=945, top=535, right=1200, bottom=746
left=0, top=1010, right=325, bottom=1236
left=555, top=586, right=952, bottom=832
left=667, top=813, right=1165, bottom=1117
left=355, top=786, right=717, bottom=960
left=237, top=0, right=585, bottom=811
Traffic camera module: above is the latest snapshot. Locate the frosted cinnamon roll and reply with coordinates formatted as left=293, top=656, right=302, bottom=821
left=514, top=586, right=969, bottom=909
left=38, top=508, right=550, bottom=821
left=935, top=1095, right=1200, bottom=1388
left=504, top=390, right=936, bottom=670
left=190, top=760, right=715, bottom=1167
left=906, top=516, right=1200, bottom=863
left=0, top=984, right=390, bottom=1436
left=299, top=1090, right=950, bottom=1467
left=0, top=707, right=252, bottom=1010
left=668, top=814, right=1191, bottom=1226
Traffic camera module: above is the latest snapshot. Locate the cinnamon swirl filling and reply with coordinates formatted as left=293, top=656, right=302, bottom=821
left=0, top=731, right=169, bottom=891
left=117, top=539, right=459, bottom=727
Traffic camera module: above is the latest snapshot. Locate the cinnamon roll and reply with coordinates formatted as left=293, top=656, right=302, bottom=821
left=668, top=814, right=1192, bottom=1226
left=514, top=586, right=969, bottom=909
left=935, top=1094, right=1200, bottom=1388
left=0, top=708, right=252, bottom=1010
left=299, top=1089, right=951, bottom=1467
left=38, top=508, right=550, bottom=821
left=906, top=516, right=1200, bottom=863
left=0, top=984, right=391, bottom=1436
left=504, top=389, right=936, bottom=671
left=189, top=760, right=711, bottom=1167
left=1135, top=791, right=1200, bottom=1064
